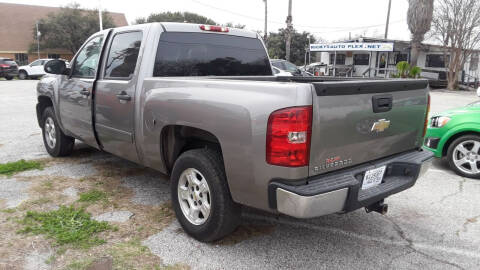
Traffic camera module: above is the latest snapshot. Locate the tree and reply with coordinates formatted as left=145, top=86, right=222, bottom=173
left=432, top=0, right=480, bottom=89
left=407, top=0, right=434, bottom=66
left=32, top=3, right=116, bottom=55
left=134, top=12, right=216, bottom=25
left=267, top=28, right=316, bottom=66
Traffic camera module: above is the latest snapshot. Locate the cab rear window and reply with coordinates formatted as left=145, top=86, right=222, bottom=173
left=153, top=32, right=271, bottom=77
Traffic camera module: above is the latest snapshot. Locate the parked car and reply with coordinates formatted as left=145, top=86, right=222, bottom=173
left=424, top=91, right=480, bottom=178
left=37, top=22, right=433, bottom=242
left=271, top=59, right=311, bottom=76
left=18, top=59, right=54, bottom=79
left=0, top=58, right=18, bottom=80
left=272, top=66, right=292, bottom=76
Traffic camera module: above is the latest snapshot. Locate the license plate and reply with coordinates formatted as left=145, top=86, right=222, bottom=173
left=361, top=166, right=386, bottom=190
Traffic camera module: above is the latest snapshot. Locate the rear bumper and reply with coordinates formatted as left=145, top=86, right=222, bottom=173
left=269, top=149, right=434, bottom=219
left=0, top=70, right=18, bottom=77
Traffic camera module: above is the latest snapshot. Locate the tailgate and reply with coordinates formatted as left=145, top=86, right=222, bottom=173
left=309, top=80, right=429, bottom=177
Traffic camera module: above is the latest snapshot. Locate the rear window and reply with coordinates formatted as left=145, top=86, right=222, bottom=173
left=153, top=32, right=271, bottom=77
left=0, top=59, right=16, bottom=65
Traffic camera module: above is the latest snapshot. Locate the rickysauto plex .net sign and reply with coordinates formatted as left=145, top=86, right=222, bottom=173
left=310, top=43, right=394, bottom=52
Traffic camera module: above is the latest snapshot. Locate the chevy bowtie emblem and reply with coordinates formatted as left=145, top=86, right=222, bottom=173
left=371, top=119, right=390, bottom=132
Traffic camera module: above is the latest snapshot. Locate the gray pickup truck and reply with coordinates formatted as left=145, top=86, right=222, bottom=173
left=37, top=22, right=433, bottom=242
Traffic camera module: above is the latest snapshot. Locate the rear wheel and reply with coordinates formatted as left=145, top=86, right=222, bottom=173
left=170, top=148, right=241, bottom=242
left=5, top=76, right=13, bottom=80
left=447, top=134, right=480, bottom=179
left=41, top=107, right=75, bottom=157
left=18, top=71, right=28, bottom=80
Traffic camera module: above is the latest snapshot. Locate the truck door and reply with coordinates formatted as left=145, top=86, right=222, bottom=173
left=94, top=29, right=144, bottom=162
left=58, top=34, right=106, bottom=147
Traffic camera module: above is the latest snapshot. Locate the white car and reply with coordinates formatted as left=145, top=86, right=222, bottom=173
left=18, top=59, right=54, bottom=79
left=272, top=66, right=293, bottom=76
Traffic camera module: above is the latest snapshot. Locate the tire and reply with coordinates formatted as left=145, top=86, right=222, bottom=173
left=170, top=148, right=241, bottom=242
left=41, top=107, right=75, bottom=157
left=447, top=134, right=480, bottom=179
left=18, top=71, right=28, bottom=80
left=5, top=76, right=13, bottom=80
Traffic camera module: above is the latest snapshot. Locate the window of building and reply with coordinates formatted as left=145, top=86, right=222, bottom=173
left=329, top=54, right=346, bottom=65
left=104, top=31, right=143, bottom=79
left=353, top=54, right=370, bottom=65
left=470, top=54, right=479, bottom=71
left=426, top=54, right=449, bottom=68
left=48, top=54, right=60, bottom=59
left=153, top=32, right=271, bottom=76
left=72, top=35, right=103, bottom=78
left=14, top=53, right=28, bottom=65
left=395, top=53, right=408, bottom=64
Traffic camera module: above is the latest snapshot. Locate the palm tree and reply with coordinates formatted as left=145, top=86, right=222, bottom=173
left=407, top=0, right=434, bottom=66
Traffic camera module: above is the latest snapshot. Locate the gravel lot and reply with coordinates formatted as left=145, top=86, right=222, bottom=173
left=0, top=80, right=479, bottom=269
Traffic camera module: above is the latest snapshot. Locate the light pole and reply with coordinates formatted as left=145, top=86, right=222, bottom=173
left=285, top=0, right=293, bottom=61
left=36, top=21, right=41, bottom=60
left=263, top=0, right=268, bottom=44
left=98, top=0, right=103, bottom=31
left=384, top=0, right=392, bottom=39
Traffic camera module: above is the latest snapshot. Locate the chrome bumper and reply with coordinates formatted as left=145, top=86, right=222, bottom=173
left=272, top=150, right=435, bottom=219
left=276, top=188, right=348, bottom=219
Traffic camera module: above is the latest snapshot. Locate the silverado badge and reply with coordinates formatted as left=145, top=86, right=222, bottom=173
left=371, top=119, right=390, bottom=132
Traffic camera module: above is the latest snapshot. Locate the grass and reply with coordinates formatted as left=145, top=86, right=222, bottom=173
left=18, top=205, right=112, bottom=249
left=0, top=159, right=42, bottom=176
left=78, top=189, right=108, bottom=203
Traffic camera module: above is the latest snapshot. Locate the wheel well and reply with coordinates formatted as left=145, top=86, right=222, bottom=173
left=36, top=96, right=53, bottom=127
left=161, top=125, right=223, bottom=174
left=442, top=131, right=480, bottom=156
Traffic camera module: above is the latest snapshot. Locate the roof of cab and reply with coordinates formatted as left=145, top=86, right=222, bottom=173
left=159, top=22, right=259, bottom=39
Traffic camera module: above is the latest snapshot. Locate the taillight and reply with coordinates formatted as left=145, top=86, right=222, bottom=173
left=423, top=94, right=431, bottom=137
left=266, top=106, right=312, bottom=167
left=200, top=25, right=229, bottom=32
left=0, top=64, right=8, bottom=68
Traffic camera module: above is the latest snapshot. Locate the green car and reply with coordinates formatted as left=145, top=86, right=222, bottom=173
left=424, top=93, right=480, bottom=179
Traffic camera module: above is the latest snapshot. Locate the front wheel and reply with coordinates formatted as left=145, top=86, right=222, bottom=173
left=447, top=134, right=480, bottom=179
left=18, top=71, right=28, bottom=80
left=170, top=148, right=241, bottom=242
left=5, top=76, right=13, bottom=80
left=41, top=107, right=75, bottom=157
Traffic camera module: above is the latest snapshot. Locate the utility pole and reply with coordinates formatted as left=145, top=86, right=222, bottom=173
left=98, top=0, right=103, bottom=31
left=263, top=0, right=268, bottom=44
left=36, top=21, right=41, bottom=60
left=384, top=0, right=392, bottom=39
left=285, top=0, right=293, bottom=61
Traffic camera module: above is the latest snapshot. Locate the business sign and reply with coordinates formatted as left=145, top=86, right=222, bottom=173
left=310, top=42, right=394, bottom=52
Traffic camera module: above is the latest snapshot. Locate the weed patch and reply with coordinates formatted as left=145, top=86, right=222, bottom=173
left=18, top=205, right=112, bottom=248
left=78, top=189, right=107, bottom=203
left=0, top=159, right=42, bottom=176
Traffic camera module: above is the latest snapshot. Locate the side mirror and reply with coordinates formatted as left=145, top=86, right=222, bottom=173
left=44, top=60, right=69, bottom=75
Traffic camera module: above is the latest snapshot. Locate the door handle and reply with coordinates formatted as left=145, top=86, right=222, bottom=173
left=80, top=88, right=90, bottom=96
left=116, top=92, right=131, bottom=101
left=372, top=94, right=393, bottom=113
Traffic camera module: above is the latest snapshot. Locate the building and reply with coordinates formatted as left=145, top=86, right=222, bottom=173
left=310, top=37, right=480, bottom=84
left=0, top=2, right=128, bottom=65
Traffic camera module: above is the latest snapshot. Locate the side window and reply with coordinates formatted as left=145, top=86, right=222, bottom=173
left=104, top=31, right=142, bottom=79
left=72, top=36, right=104, bottom=78
left=30, top=60, right=42, bottom=66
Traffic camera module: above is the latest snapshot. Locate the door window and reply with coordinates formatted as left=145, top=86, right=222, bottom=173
left=72, top=36, right=104, bottom=78
left=104, top=31, right=143, bottom=79
left=30, top=60, right=42, bottom=66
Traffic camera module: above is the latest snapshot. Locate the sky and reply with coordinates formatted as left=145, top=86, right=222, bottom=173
left=2, top=0, right=414, bottom=42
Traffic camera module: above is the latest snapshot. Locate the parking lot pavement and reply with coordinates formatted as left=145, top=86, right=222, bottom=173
left=0, top=80, right=479, bottom=269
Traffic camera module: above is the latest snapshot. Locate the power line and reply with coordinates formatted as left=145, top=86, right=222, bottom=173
left=189, top=0, right=405, bottom=32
